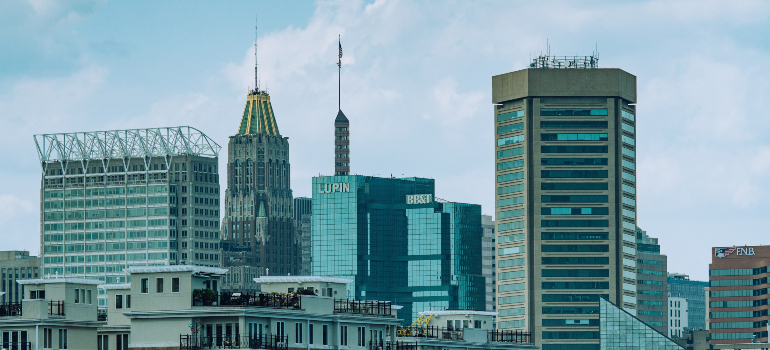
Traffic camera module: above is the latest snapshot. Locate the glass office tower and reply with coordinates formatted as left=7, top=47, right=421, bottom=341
left=311, top=175, right=484, bottom=323
left=492, top=56, right=638, bottom=349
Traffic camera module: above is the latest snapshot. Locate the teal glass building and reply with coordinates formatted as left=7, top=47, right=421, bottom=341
left=311, top=175, right=485, bottom=323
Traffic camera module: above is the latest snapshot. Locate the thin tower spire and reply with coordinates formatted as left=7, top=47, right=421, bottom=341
left=255, top=15, right=259, bottom=93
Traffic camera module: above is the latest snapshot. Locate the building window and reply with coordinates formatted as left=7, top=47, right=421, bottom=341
left=295, top=323, right=303, bottom=344
left=98, top=334, right=108, bottom=350
left=116, top=334, right=129, bottom=350
left=357, top=327, right=366, bottom=346
left=59, top=329, right=68, bottom=349
left=141, top=278, right=149, bottom=294
left=116, top=295, right=123, bottom=309
left=126, top=294, right=131, bottom=308
left=341, top=325, right=348, bottom=346
left=44, top=328, right=53, bottom=348
left=309, top=324, right=314, bottom=344
left=87, top=289, right=92, bottom=305
left=75, top=289, right=80, bottom=304
left=276, top=322, right=285, bottom=339
left=322, top=325, right=328, bottom=345
left=156, top=278, right=164, bottom=293
left=172, top=278, right=180, bottom=293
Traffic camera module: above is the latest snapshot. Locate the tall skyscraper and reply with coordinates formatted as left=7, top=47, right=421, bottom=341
left=220, top=87, right=299, bottom=276
left=492, top=55, right=638, bottom=349
left=311, top=175, right=485, bottom=324
left=293, top=197, right=312, bottom=276
left=35, top=127, right=222, bottom=305
left=635, top=227, right=668, bottom=334
left=482, top=215, right=496, bottom=311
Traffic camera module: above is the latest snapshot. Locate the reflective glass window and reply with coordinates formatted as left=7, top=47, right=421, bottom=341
left=497, top=122, right=523, bottom=134
left=540, top=109, right=608, bottom=116
left=541, top=121, right=608, bottom=129
left=541, top=133, right=607, bottom=141
left=541, top=145, right=608, bottom=153
left=497, top=110, right=524, bottom=122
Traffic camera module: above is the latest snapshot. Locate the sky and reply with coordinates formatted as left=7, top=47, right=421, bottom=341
left=1, top=0, right=770, bottom=281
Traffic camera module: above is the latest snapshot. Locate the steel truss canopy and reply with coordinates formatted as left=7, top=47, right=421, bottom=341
left=33, top=126, right=221, bottom=166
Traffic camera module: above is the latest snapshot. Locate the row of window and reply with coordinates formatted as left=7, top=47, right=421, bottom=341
left=541, top=133, right=608, bottom=141
left=542, top=245, right=609, bottom=253
left=541, top=232, right=608, bottom=240
left=541, top=108, right=608, bottom=116
left=542, top=294, right=607, bottom=302
left=541, top=146, right=607, bottom=153
left=541, top=158, right=607, bottom=166
left=498, top=122, right=524, bottom=134
left=542, top=269, right=609, bottom=277
left=541, top=170, right=608, bottom=178
left=711, top=267, right=769, bottom=277
left=498, top=221, right=525, bottom=232
left=541, top=220, right=609, bottom=228
left=542, top=182, right=607, bottom=191
left=498, top=184, right=524, bottom=195
left=541, top=207, right=608, bottom=215
left=542, top=257, right=609, bottom=265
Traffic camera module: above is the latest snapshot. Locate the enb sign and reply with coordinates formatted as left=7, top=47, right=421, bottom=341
left=406, top=194, right=432, bottom=204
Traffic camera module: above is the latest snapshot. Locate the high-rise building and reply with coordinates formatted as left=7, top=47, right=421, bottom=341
left=668, top=273, right=708, bottom=332
left=311, top=175, right=485, bottom=324
left=482, top=215, right=496, bottom=312
left=0, top=251, right=41, bottom=304
left=708, top=245, right=769, bottom=344
left=220, top=87, right=299, bottom=277
left=636, top=227, right=668, bottom=333
left=491, top=55, right=638, bottom=349
left=35, top=127, right=222, bottom=305
left=294, top=197, right=312, bottom=276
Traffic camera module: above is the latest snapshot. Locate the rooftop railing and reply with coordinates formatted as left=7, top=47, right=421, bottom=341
left=193, top=291, right=300, bottom=309
left=180, top=334, right=287, bottom=350
left=369, top=340, right=417, bottom=350
left=49, top=300, right=65, bottom=316
left=0, top=341, right=31, bottom=350
left=334, top=299, right=392, bottom=316
left=0, top=302, right=22, bottom=317
left=397, top=327, right=532, bottom=344
left=488, top=329, right=531, bottom=343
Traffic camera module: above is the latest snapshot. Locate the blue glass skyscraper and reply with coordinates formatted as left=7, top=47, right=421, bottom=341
left=311, top=175, right=484, bottom=323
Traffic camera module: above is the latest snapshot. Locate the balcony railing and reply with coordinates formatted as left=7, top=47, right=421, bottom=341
left=180, top=334, right=287, bottom=350
left=369, top=340, right=417, bottom=350
left=193, top=292, right=300, bottom=309
left=335, top=299, right=393, bottom=316
left=0, top=302, right=22, bottom=317
left=49, top=301, right=65, bottom=316
left=488, top=329, right=531, bottom=343
left=0, top=342, right=31, bottom=350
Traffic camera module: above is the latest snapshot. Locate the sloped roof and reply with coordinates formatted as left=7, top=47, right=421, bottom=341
left=238, top=92, right=280, bottom=135
left=335, top=110, right=348, bottom=123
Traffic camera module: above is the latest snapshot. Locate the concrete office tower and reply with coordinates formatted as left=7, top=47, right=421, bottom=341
left=482, top=215, right=496, bottom=311
left=708, top=245, right=770, bottom=344
left=220, top=88, right=299, bottom=276
left=491, top=56, right=638, bottom=349
left=293, top=197, right=312, bottom=276
left=668, top=295, right=688, bottom=338
left=635, top=227, right=668, bottom=334
left=0, top=251, right=41, bottom=304
left=34, top=127, right=222, bottom=304
left=667, top=273, right=708, bottom=331
left=311, top=176, right=485, bottom=324
left=334, top=110, right=350, bottom=176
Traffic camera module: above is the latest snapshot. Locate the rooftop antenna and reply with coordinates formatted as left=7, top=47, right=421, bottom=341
left=254, top=15, right=259, bottom=93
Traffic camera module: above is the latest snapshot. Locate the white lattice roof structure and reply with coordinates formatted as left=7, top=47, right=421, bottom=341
left=33, top=126, right=221, bottom=166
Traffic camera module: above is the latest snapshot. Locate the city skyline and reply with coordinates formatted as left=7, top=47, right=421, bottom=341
left=2, top=0, right=770, bottom=283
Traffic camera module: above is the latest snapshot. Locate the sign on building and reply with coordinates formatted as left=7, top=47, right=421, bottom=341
left=406, top=194, right=433, bottom=204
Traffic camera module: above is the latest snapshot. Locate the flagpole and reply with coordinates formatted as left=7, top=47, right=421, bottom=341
left=338, top=35, right=341, bottom=111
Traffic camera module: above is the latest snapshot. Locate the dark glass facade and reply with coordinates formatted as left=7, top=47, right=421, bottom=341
left=311, top=175, right=484, bottom=324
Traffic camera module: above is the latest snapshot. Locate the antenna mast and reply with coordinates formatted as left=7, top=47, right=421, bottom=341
left=255, top=15, right=258, bottom=93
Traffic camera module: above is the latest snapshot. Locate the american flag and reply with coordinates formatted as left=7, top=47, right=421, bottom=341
left=338, top=40, right=343, bottom=68
left=715, top=247, right=736, bottom=258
